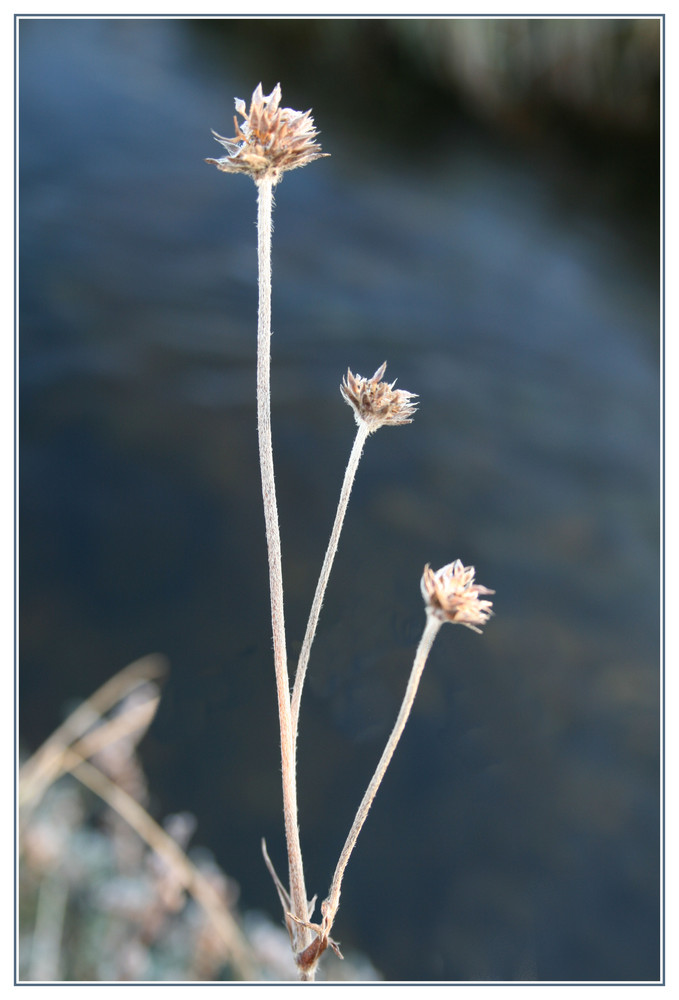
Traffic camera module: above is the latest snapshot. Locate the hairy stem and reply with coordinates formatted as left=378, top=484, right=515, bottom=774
left=256, top=176, right=310, bottom=963
left=322, top=613, right=443, bottom=932
left=291, top=421, right=370, bottom=750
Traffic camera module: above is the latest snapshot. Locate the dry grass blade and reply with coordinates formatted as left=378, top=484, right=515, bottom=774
left=66, top=693, right=161, bottom=764
left=19, top=654, right=168, bottom=811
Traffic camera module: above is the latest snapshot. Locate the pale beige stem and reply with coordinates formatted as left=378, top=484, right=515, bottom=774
left=291, top=421, right=370, bottom=748
left=322, top=613, right=442, bottom=932
left=256, top=176, right=311, bottom=966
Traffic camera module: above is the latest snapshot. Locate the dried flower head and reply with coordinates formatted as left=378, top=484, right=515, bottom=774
left=205, top=83, right=328, bottom=184
left=341, top=362, right=418, bottom=433
left=421, top=560, right=494, bottom=633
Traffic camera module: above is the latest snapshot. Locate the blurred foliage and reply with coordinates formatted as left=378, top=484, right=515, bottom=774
left=193, top=17, right=659, bottom=139
left=18, top=662, right=379, bottom=982
left=387, top=18, right=659, bottom=136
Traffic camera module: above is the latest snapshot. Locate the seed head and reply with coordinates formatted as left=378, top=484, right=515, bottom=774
left=421, top=560, right=494, bottom=633
left=341, top=362, right=418, bottom=433
left=205, top=83, right=328, bottom=185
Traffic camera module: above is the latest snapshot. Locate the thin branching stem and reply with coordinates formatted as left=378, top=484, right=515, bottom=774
left=256, top=176, right=311, bottom=964
left=322, top=613, right=443, bottom=932
left=291, top=421, right=370, bottom=751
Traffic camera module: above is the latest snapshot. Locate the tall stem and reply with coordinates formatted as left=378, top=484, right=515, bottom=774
left=256, top=177, right=310, bottom=962
left=322, top=613, right=442, bottom=931
left=291, top=421, right=370, bottom=749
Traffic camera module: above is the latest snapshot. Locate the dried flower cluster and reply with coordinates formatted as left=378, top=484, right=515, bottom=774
left=421, top=560, right=495, bottom=633
left=341, top=362, right=418, bottom=433
left=206, top=83, right=328, bottom=184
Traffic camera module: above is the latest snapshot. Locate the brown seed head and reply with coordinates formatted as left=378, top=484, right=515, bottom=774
left=421, top=560, right=494, bottom=633
left=205, top=83, right=328, bottom=184
left=341, top=362, right=418, bottom=433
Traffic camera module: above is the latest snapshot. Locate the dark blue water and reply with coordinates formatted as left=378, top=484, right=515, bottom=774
left=19, top=18, right=660, bottom=982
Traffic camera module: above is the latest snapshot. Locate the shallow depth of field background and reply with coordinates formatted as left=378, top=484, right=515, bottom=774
left=19, top=16, right=660, bottom=982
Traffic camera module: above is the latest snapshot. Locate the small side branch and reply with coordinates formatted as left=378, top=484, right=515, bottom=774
left=321, top=614, right=442, bottom=936
left=291, top=422, right=370, bottom=748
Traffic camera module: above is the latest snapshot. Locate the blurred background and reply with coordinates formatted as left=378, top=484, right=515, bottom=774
left=19, top=16, right=660, bottom=982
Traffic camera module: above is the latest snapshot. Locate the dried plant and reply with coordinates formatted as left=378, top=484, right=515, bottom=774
left=207, top=83, right=329, bottom=969
left=206, top=83, right=495, bottom=981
